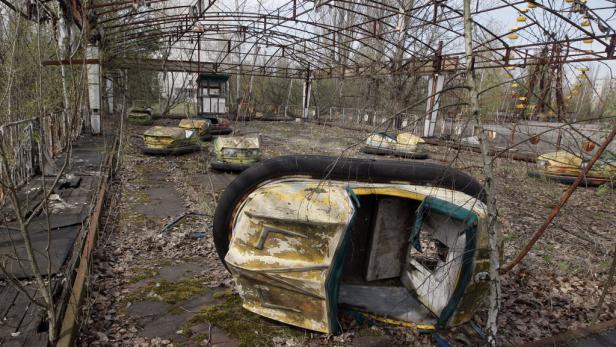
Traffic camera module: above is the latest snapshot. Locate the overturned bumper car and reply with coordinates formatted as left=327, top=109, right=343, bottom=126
left=529, top=150, right=615, bottom=187
left=213, top=156, right=491, bottom=333
left=127, top=107, right=153, bottom=125
left=142, top=126, right=201, bottom=155
left=179, top=118, right=212, bottom=141
left=210, top=135, right=261, bottom=172
left=201, top=116, right=233, bottom=135
left=362, top=132, right=428, bottom=159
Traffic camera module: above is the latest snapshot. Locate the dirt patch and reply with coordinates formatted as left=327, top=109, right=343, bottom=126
left=134, top=186, right=186, bottom=218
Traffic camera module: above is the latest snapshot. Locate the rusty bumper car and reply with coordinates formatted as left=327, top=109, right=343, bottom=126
left=361, top=132, right=428, bottom=159
left=528, top=150, right=615, bottom=187
left=142, top=126, right=201, bottom=155
left=200, top=116, right=233, bottom=135
left=179, top=118, right=212, bottom=141
left=210, top=135, right=261, bottom=172
left=127, top=107, right=153, bottom=125
left=213, top=155, right=492, bottom=333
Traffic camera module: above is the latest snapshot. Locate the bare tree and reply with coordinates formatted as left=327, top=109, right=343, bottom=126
left=463, top=0, right=500, bottom=345
left=0, top=3, right=87, bottom=342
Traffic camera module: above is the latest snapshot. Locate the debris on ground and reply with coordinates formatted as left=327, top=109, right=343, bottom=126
left=78, top=120, right=616, bottom=346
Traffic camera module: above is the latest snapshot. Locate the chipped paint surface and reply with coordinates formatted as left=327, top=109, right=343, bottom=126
left=225, top=178, right=490, bottom=333
left=178, top=119, right=211, bottom=137
left=225, top=180, right=355, bottom=333
left=215, top=135, right=260, bottom=149
left=365, top=132, right=425, bottom=152
left=143, top=126, right=198, bottom=149
left=214, top=135, right=261, bottom=163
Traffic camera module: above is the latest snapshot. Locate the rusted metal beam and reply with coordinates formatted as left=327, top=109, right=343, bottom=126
left=43, top=59, right=100, bottom=66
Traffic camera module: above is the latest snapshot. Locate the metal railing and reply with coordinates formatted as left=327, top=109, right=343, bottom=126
left=0, top=112, right=81, bottom=205
left=439, top=117, right=614, bottom=154
left=316, top=107, right=422, bottom=134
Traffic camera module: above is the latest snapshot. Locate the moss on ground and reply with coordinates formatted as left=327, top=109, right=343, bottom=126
left=130, top=189, right=151, bottom=204
left=127, top=277, right=207, bottom=304
left=118, top=209, right=153, bottom=228
left=168, top=305, right=185, bottom=315
left=128, top=268, right=159, bottom=284
left=189, top=291, right=305, bottom=347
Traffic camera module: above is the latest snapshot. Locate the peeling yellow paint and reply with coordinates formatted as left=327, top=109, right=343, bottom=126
left=537, top=151, right=616, bottom=178
left=365, top=132, right=425, bottom=152
left=143, top=126, right=199, bottom=149
left=214, top=135, right=261, bottom=163
left=178, top=119, right=210, bottom=137
left=225, top=178, right=491, bottom=333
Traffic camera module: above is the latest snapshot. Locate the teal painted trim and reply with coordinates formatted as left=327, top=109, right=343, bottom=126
left=437, top=221, right=476, bottom=328
left=408, top=196, right=479, bottom=328
left=324, top=208, right=356, bottom=334
left=417, top=196, right=477, bottom=328
left=410, top=199, right=428, bottom=251
left=345, top=186, right=361, bottom=208
left=422, top=196, right=478, bottom=224
left=410, top=197, right=477, bottom=252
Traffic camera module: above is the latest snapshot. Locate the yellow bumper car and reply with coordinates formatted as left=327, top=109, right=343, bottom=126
left=362, top=132, right=428, bottom=159
left=142, top=126, right=201, bottom=155
left=210, top=135, right=261, bottom=172
left=529, top=150, right=615, bottom=187
left=178, top=119, right=212, bottom=141
left=127, top=107, right=153, bottom=125
left=213, top=156, right=493, bottom=333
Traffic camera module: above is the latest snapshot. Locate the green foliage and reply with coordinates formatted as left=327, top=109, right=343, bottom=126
left=596, top=183, right=613, bottom=196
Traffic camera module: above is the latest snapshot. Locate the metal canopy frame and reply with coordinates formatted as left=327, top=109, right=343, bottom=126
left=9, top=0, right=616, bottom=78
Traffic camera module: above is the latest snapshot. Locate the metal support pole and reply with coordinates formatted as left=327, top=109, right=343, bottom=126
left=106, top=78, right=114, bottom=114
left=423, top=73, right=444, bottom=137
left=87, top=45, right=102, bottom=134
left=302, top=70, right=312, bottom=119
